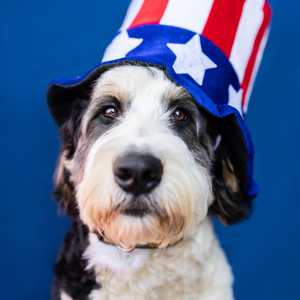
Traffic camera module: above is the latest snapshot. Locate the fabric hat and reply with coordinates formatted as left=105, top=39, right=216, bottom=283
left=47, top=0, right=272, bottom=198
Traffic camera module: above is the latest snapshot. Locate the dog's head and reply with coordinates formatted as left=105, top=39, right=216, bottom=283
left=53, top=65, right=252, bottom=249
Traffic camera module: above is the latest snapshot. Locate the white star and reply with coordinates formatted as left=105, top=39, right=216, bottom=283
left=101, top=30, right=143, bottom=62
left=167, top=34, right=217, bottom=86
left=228, top=85, right=243, bottom=117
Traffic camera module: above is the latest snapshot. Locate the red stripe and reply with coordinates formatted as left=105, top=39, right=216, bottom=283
left=129, top=0, right=169, bottom=28
left=241, top=1, right=272, bottom=106
left=202, top=0, right=246, bottom=58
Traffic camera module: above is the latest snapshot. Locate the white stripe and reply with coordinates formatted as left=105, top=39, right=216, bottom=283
left=101, top=30, right=143, bottom=62
left=119, top=0, right=145, bottom=31
left=230, top=0, right=265, bottom=83
left=160, top=0, right=214, bottom=34
left=243, top=24, right=270, bottom=113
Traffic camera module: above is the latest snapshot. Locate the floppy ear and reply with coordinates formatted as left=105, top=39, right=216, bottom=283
left=52, top=98, right=90, bottom=217
left=209, top=133, right=253, bottom=225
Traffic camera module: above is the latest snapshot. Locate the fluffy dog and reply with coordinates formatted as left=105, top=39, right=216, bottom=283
left=48, top=1, right=272, bottom=299
left=52, top=65, right=240, bottom=300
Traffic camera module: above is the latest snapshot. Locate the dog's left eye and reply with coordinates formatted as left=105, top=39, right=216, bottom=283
left=173, top=110, right=187, bottom=121
left=103, top=107, right=117, bottom=118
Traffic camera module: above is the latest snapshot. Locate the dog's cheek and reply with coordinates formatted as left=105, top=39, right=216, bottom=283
left=74, top=138, right=119, bottom=231
left=156, top=134, right=213, bottom=237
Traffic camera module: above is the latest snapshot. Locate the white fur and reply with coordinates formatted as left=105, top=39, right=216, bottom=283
left=84, top=233, right=151, bottom=273
left=84, top=218, right=234, bottom=300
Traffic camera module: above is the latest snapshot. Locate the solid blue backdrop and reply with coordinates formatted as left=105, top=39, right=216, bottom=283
left=0, top=1, right=299, bottom=299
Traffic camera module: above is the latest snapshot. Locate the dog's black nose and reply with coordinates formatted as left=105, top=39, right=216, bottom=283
left=113, top=153, right=163, bottom=196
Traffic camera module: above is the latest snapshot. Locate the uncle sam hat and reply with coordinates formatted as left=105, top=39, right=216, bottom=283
left=47, top=0, right=272, bottom=200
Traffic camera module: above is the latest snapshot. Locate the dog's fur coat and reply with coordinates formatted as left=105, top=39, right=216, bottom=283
left=51, top=65, right=252, bottom=300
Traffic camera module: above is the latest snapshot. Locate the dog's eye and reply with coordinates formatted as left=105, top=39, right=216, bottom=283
left=103, top=107, right=117, bottom=118
left=173, top=110, right=187, bottom=121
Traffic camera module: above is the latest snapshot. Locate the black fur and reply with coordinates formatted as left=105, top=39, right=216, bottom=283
left=86, top=96, right=122, bottom=136
left=52, top=221, right=100, bottom=300
left=210, top=137, right=253, bottom=225
left=53, top=98, right=90, bottom=218
left=53, top=167, right=77, bottom=217
left=207, top=115, right=254, bottom=225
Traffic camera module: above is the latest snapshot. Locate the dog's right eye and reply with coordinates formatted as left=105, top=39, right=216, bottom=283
left=103, top=106, right=117, bottom=118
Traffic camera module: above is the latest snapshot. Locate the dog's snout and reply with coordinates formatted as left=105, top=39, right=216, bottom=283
left=113, top=153, right=163, bottom=196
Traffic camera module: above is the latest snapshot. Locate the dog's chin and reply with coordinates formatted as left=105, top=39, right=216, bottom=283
left=100, top=210, right=188, bottom=249
left=78, top=189, right=207, bottom=249
left=102, top=214, right=162, bottom=248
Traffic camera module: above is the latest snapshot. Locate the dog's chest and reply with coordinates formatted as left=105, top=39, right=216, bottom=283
left=86, top=241, right=202, bottom=299
left=84, top=219, right=234, bottom=300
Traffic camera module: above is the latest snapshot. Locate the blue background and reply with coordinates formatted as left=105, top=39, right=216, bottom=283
left=0, top=1, right=299, bottom=299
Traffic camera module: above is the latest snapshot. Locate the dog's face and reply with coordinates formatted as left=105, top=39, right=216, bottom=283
left=54, top=65, right=252, bottom=249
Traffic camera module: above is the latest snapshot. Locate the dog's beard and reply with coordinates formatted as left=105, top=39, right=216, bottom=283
left=74, top=119, right=213, bottom=248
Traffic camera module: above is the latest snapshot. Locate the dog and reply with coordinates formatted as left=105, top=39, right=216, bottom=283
left=47, top=1, right=272, bottom=299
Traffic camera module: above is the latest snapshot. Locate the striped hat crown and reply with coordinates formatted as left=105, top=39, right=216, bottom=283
left=103, top=0, right=272, bottom=115
left=47, top=0, right=272, bottom=199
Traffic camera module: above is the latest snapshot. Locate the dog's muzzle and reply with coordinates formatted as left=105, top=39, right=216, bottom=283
left=113, top=153, right=163, bottom=196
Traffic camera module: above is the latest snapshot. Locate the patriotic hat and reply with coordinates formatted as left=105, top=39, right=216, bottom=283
left=47, top=0, right=272, bottom=198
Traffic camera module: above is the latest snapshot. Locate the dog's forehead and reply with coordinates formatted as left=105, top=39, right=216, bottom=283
left=91, top=66, right=190, bottom=108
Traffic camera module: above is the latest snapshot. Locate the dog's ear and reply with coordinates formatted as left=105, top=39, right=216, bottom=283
left=208, top=119, right=253, bottom=225
left=53, top=98, right=90, bottom=217
left=53, top=126, right=77, bottom=217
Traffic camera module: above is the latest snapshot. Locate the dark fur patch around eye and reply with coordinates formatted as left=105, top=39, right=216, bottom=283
left=86, top=96, right=121, bottom=138
left=168, top=98, right=213, bottom=170
left=169, top=99, right=199, bottom=136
